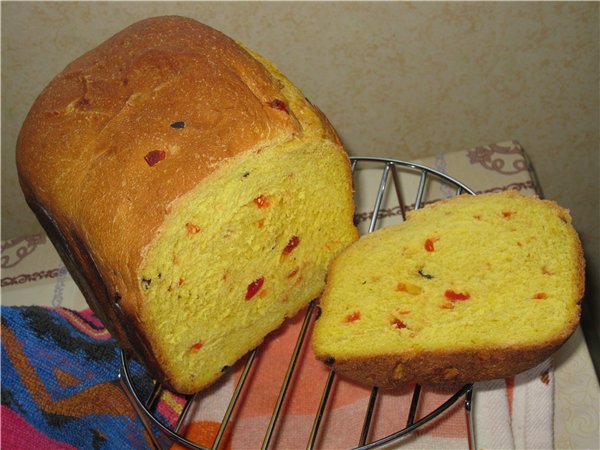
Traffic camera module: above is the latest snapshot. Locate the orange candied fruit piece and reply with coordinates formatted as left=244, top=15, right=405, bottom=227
left=294, top=274, right=305, bottom=285
left=253, top=195, right=270, bottom=208
left=396, top=282, right=422, bottom=295
left=542, top=266, right=554, bottom=275
left=186, top=222, right=201, bottom=235
left=533, top=292, right=548, bottom=299
left=344, top=311, right=361, bottom=323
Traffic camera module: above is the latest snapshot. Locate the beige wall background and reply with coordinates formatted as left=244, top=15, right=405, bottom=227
left=2, top=2, right=599, bottom=337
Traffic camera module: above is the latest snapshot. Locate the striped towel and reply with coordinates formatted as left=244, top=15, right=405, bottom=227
left=1, top=306, right=554, bottom=449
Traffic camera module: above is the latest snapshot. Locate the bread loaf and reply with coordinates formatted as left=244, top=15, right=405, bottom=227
left=312, top=191, right=584, bottom=387
left=17, top=16, right=358, bottom=394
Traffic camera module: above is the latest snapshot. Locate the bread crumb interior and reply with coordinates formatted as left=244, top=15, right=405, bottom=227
left=140, top=140, right=354, bottom=390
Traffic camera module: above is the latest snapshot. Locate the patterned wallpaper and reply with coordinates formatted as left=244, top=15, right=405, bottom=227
left=2, top=2, right=598, bottom=325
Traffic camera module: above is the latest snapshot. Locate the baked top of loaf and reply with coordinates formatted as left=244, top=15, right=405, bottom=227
left=17, top=16, right=358, bottom=393
left=17, top=15, right=316, bottom=296
left=312, top=191, right=584, bottom=387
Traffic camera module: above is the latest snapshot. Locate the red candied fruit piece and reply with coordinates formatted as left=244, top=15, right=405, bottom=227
left=268, top=99, right=289, bottom=113
left=190, top=342, right=203, bottom=354
left=424, top=238, right=435, bottom=252
left=245, top=277, right=265, bottom=300
left=282, top=236, right=300, bottom=255
left=144, top=150, right=166, bottom=166
left=287, top=267, right=299, bottom=278
left=502, top=211, right=515, bottom=219
left=444, top=290, right=470, bottom=301
left=344, top=311, right=361, bottom=323
left=533, top=293, right=548, bottom=299
left=253, top=195, right=270, bottom=208
left=392, top=318, right=407, bottom=329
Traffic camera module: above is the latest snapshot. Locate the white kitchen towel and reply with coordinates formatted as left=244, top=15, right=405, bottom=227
left=473, top=378, right=516, bottom=449
left=512, top=358, right=554, bottom=449
left=472, top=358, right=554, bottom=450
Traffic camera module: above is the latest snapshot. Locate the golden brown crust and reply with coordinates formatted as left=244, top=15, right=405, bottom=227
left=18, top=16, right=300, bottom=297
left=17, top=16, right=346, bottom=388
left=320, top=339, right=567, bottom=389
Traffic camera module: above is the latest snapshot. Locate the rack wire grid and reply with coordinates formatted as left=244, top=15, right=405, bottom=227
left=118, top=156, right=478, bottom=450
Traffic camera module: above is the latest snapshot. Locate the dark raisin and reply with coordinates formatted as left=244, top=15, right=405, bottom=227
left=221, top=365, right=230, bottom=373
left=77, top=97, right=90, bottom=108
left=242, top=171, right=250, bottom=178
left=170, top=121, right=185, bottom=129
left=418, top=269, right=433, bottom=279
left=114, top=293, right=122, bottom=304
left=141, top=278, right=152, bottom=289
left=324, top=357, right=336, bottom=366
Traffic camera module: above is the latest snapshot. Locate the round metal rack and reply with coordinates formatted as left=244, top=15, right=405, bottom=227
left=118, top=157, right=477, bottom=449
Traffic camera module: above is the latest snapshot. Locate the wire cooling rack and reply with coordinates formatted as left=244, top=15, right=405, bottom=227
left=119, top=156, right=477, bottom=449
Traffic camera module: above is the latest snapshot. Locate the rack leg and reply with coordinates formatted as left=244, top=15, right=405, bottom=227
left=359, top=387, right=379, bottom=446
left=465, top=385, right=476, bottom=450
